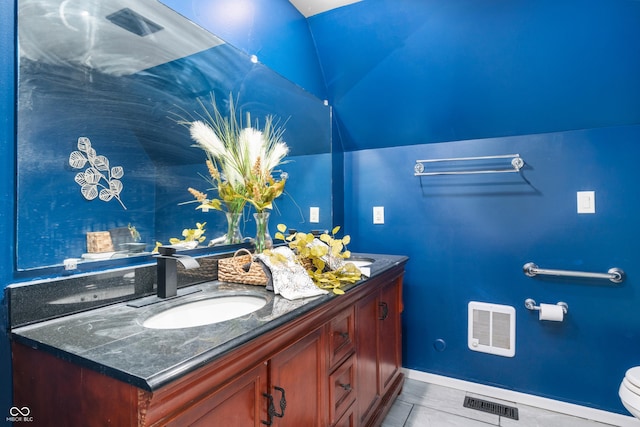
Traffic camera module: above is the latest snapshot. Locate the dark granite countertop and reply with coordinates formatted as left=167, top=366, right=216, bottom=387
left=11, top=254, right=407, bottom=391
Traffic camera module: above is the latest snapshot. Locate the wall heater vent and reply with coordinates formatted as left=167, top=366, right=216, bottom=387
left=468, top=301, right=515, bottom=357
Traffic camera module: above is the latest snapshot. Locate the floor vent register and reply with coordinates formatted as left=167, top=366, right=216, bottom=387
left=463, top=396, right=519, bottom=420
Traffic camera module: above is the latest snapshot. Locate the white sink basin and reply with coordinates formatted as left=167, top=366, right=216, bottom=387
left=143, top=295, right=267, bottom=329
left=347, top=258, right=373, bottom=268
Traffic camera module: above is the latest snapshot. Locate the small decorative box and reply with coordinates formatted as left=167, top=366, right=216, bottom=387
left=86, top=231, right=114, bottom=253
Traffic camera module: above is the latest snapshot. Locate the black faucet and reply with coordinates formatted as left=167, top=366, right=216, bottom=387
left=156, top=246, right=200, bottom=298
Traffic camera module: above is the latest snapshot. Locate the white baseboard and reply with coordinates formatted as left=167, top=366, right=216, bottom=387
left=404, top=369, right=640, bottom=427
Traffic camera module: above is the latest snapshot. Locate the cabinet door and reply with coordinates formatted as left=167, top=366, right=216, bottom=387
left=379, top=279, right=401, bottom=394
left=164, top=362, right=268, bottom=427
left=355, top=290, right=380, bottom=425
left=269, top=328, right=326, bottom=427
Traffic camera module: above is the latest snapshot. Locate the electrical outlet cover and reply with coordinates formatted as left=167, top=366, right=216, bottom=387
left=310, top=207, right=320, bottom=223
left=373, top=206, right=384, bottom=224
left=577, top=191, right=595, bottom=214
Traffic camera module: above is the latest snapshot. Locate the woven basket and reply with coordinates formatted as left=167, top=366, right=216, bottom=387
left=178, top=258, right=218, bottom=281
left=301, top=257, right=313, bottom=271
left=218, top=248, right=268, bottom=286
left=86, top=231, right=114, bottom=253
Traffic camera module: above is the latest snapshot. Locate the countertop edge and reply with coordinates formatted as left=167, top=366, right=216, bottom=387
left=11, top=254, right=409, bottom=391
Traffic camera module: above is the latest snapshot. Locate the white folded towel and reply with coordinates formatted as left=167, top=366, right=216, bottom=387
left=256, top=247, right=328, bottom=300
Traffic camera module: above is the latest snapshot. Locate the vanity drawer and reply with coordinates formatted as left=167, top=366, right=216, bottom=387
left=329, top=306, right=355, bottom=368
left=333, top=404, right=355, bottom=427
left=329, top=355, right=356, bottom=425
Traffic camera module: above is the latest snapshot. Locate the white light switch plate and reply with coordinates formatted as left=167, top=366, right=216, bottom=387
left=310, top=207, right=320, bottom=223
left=577, top=191, right=595, bottom=214
left=373, top=206, right=384, bottom=224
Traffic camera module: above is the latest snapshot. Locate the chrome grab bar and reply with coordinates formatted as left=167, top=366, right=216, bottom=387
left=523, top=262, right=625, bottom=284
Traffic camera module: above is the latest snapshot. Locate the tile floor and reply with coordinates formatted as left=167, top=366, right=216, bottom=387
left=382, top=378, right=620, bottom=427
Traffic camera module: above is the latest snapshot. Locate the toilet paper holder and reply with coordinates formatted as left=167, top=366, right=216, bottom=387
left=524, top=298, right=568, bottom=315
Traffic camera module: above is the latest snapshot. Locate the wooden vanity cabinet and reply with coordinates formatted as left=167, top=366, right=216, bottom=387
left=378, top=278, right=402, bottom=396
left=268, top=327, right=327, bottom=426
left=356, top=276, right=403, bottom=426
left=163, top=361, right=268, bottom=426
left=164, top=327, right=326, bottom=427
left=12, top=264, right=405, bottom=427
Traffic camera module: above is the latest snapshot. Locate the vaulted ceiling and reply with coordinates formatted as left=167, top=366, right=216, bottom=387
left=288, top=0, right=361, bottom=17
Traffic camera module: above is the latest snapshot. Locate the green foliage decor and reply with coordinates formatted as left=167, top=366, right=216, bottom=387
left=273, top=224, right=361, bottom=295
left=180, top=93, right=289, bottom=215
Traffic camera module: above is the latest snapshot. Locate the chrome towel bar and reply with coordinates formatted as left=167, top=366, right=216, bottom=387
left=414, top=154, right=524, bottom=176
left=523, top=262, right=625, bottom=283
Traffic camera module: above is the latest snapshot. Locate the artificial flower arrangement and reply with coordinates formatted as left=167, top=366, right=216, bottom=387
left=153, top=222, right=207, bottom=252
left=187, top=159, right=245, bottom=217
left=179, top=94, right=289, bottom=251
left=272, top=224, right=362, bottom=294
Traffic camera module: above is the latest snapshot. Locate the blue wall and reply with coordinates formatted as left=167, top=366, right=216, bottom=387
left=310, top=0, right=640, bottom=150
left=308, top=0, right=640, bottom=415
left=344, top=127, right=640, bottom=413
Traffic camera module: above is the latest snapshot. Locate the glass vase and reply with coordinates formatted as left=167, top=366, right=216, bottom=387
left=253, top=211, right=273, bottom=253
left=225, top=212, right=243, bottom=245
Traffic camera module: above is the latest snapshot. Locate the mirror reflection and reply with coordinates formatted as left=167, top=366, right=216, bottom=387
left=17, top=0, right=332, bottom=270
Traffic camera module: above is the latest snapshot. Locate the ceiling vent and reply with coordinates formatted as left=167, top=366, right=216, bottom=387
left=106, top=8, right=163, bottom=37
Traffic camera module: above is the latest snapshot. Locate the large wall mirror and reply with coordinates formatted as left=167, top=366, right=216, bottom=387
left=17, top=0, right=332, bottom=271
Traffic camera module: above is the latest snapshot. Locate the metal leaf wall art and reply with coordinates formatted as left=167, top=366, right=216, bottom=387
left=69, top=136, right=127, bottom=210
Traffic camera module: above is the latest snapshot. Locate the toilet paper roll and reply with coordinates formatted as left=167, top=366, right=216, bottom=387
left=539, top=303, right=564, bottom=322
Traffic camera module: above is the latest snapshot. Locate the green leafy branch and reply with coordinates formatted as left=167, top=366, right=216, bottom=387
left=69, top=136, right=126, bottom=210
left=273, top=224, right=361, bottom=295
